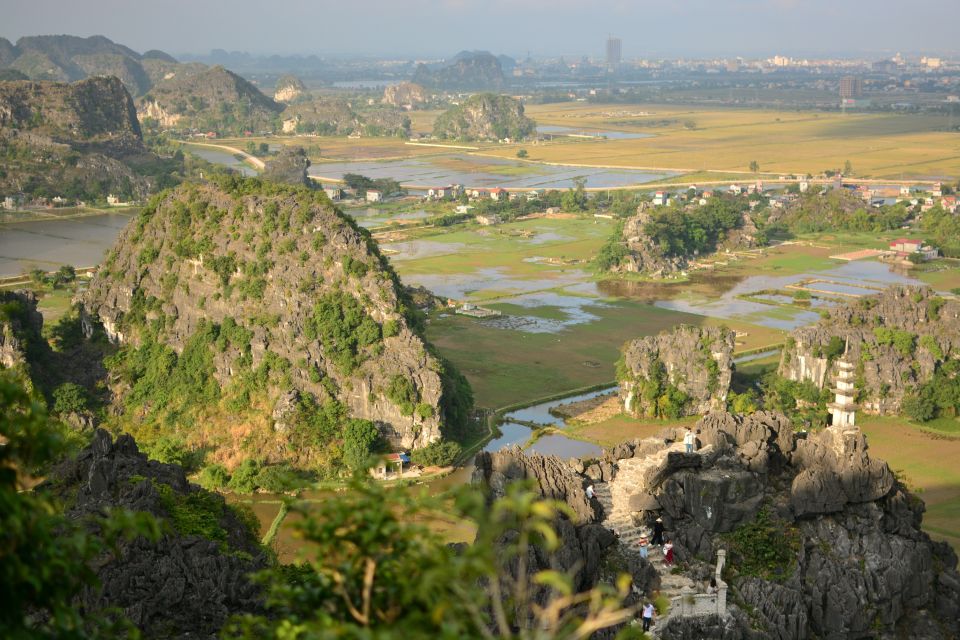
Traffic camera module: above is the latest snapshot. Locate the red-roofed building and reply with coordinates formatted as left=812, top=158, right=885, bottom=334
left=889, top=238, right=922, bottom=253
left=490, top=187, right=508, bottom=201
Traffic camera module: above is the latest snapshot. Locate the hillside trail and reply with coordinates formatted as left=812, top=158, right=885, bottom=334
left=592, top=441, right=701, bottom=637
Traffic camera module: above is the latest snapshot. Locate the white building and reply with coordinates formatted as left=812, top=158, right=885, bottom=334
left=366, top=190, right=383, bottom=203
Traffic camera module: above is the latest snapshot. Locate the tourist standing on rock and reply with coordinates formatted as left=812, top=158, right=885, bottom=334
left=663, top=539, right=675, bottom=566
left=641, top=602, right=655, bottom=632
left=652, top=517, right=665, bottom=546
left=683, top=427, right=696, bottom=454
left=637, top=533, right=650, bottom=559
left=585, top=484, right=595, bottom=500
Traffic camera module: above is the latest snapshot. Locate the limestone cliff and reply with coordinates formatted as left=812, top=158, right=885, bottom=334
left=43, top=429, right=267, bottom=638
left=0, top=76, right=163, bottom=200
left=615, top=204, right=689, bottom=277
left=778, top=286, right=960, bottom=414
left=383, top=81, right=427, bottom=109
left=273, top=74, right=305, bottom=103
left=138, top=66, right=282, bottom=135
left=433, top=93, right=535, bottom=141
left=596, top=413, right=960, bottom=639
left=0, top=290, right=43, bottom=378
left=79, top=178, right=471, bottom=464
left=619, top=325, right=735, bottom=417
left=261, top=146, right=312, bottom=187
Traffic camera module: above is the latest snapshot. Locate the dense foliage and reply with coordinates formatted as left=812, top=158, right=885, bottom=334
left=223, top=478, right=638, bottom=639
left=643, top=197, right=745, bottom=257
left=723, top=508, right=800, bottom=582
left=921, top=204, right=960, bottom=257
left=770, top=190, right=910, bottom=235
left=902, top=359, right=960, bottom=422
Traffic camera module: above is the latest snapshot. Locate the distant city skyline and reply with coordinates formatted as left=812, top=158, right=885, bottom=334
left=2, top=0, right=959, bottom=59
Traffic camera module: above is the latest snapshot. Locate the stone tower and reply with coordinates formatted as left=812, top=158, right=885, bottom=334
left=828, top=340, right=857, bottom=429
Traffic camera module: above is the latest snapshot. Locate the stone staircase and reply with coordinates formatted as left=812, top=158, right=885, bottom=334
left=595, top=441, right=701, bottom=637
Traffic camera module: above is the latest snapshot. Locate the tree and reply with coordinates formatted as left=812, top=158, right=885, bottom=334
left=749, top=160, right=760, bottom=174
left=843, top=160, right=853, bottom=176
left=342, top=419, right=381, bottom=469
left=516, top=149, right=529, bottom=158
left=222, top=478, right=636, bottom=640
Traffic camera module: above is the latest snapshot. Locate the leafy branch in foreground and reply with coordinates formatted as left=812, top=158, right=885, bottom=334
left=223, top=476, right=640, bottom=640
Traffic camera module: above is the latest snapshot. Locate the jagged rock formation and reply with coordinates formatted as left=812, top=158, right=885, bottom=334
left=473, top=447, right=658, bottom=628
left=79, top=179, right=471, bottom=465
left=592, top=412, right=960, bottom=639
left=413, top=51, right=505, bottom=90
left=0, top=34, right=173, bottom=96
left=139, top=66, right=282, bottom=134
left=433, top=93, right=535, bottom=141
left=261, top=146, right=312, bottom=187
left=616, top=204, right=688, bottom=277
left=0, top=290, right=42, bottom=375
left=273, top=74, right=305, bottom=103
left=43, top=429, right=267, bottom=638
left=0, top=76, right=165, bottom=200
left=383, top=81, right=427, bottom=109
left=779, top=286, right=960, bottom=414
left=280, top=96, right=357, bottom=135
left=619, top=325, right=735, bottom=417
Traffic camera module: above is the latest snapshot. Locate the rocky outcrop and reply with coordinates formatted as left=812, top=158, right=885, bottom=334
left=598, top=412, right=960, bottom=640
left=79, top=180, right=471, bottom=461
left=261, top=146, right=312, bottom=187
left=413, top=52, right=505, bottom=90
left=0, top=290, right=42, bottom=372
left=43, top=429, right=267, bottom=638
left=273, top=74, right=305, bottom=103
left=616, top=204, right=688, bottom=277
left=383, top=81, right=427, bottom=109
left=619, top=325, right=735, bottom=417
left=139, top=65, right=282, bottom=135
left=433, top=93, right=535, bottom=141
left=778, top=286, right=960, bottom=413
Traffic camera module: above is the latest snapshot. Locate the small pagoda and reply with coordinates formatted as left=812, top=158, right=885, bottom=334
left=828, top=340, right=857, bottom=430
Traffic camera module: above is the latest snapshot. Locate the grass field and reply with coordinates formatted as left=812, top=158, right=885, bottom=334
left=483, top=103, right=960, bottom=180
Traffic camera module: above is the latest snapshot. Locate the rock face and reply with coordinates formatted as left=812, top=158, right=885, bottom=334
left=79, top=179, right=471, bottom=460
left=473, top=447, right=655, bottom=625
left=616, top=204, right=688, bottom=276
left=139, top=65, right=282, bottom=134
left=0, top=76, right=164, bottom=200
left=43, top=429, right=267, bottom=638
left=383, top=81, right=426, bottom=109
left=619, top=325, right=735, bottom=417
left=413, top=51, right=504, bottom=90
left=0, top=290, right=42, bottom=373
left=601, top=412, right=960, bottom=640
left=433, top=93, right=535, bottom=141
left=261, top=146, right=312, bottom=187
left=779, top=286, right=960, bottom=414
left=273, top=74, right=305, bottom=103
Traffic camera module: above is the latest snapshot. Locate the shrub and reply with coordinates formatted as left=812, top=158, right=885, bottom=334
left=228, top=459, right=262, bottom=493
left=342, top=419, right=381, bottom=470
left=198, top=464, right=231, bottom=490
left=410, top=440, right=461, bottom=467
left=144, top=435, right=199, bottom=471
left=386, top=375, right=418, bottom=415
left=254, top=463, right=308, bottom=493
left=156, top=482, right=228, bottom=548
left=724, top=508, right=799, bottom=581
left=51, top=382, right=88, bottom=415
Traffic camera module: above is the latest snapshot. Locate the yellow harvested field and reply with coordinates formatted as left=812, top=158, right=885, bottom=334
left=483, top=103, right=960, bottom=180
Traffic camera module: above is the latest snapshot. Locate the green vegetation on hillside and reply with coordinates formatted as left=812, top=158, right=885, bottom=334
left=643, top=196, right=751, bottom=257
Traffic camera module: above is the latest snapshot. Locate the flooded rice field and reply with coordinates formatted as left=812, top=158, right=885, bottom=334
left=0, top=213, right=133, bottom=277
left=311, top=153, right=674, bottom=189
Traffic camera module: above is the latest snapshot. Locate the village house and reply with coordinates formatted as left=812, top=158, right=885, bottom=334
left=489, top=187, right=508, bottom=201
left=526, top=189, right=544, bottom=201
left=653, top=191, right=668, bottom=206
left=799, top=180, right=810, bottom=193
left=942, top=196, right=957, bottom=213
left=729, top=184, right=743, bottom=195
left=366, top=189, right=383, bottom=203
left=468, top=188, right=488, bottom=200
left=371, top=452, right=411, bottom=479
left=889, top=238, right=939, bottom=261
left=323, top=187, right=342, bottom=201
left=932, top=182, right=943, bottom=197
left=900, top=185, right=912, bottom=198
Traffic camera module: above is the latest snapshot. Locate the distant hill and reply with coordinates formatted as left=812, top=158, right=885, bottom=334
left=138, top=65, right=282, bottom=134
left=273, top=74, right=305, bottom=103
left=433, top=93, right=535, bottom=141
left=0, top=76, right=179, bottom=200
left=412, top=51, right=504, bottom=90
left=0, top=34, right=177, bottom=96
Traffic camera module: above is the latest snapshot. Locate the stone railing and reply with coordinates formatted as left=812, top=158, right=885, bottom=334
left=670, top=549, right=728, bottom=618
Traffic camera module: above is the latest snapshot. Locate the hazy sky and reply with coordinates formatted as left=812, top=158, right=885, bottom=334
left=2, top=0, right=958, bottom=59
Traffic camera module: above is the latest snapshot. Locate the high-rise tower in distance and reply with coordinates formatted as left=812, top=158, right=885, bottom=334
left=606, top=36, right=622, bottom=69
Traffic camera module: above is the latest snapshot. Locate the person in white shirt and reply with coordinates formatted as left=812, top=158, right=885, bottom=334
left=641, top=602, right=655, bottom=631
left=585, top=484, right=595, bottom=500
left=683, top=428, right=696, bottom=454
